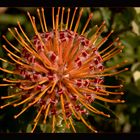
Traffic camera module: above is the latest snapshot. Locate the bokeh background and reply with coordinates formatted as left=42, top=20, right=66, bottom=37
left=0, top=7, right=140, bottom=133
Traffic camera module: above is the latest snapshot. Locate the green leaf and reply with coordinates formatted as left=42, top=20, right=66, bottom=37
left=131, top=21, right=139, bottom=35
left=134, top=76, right=140, bottom=91
left=90, top=9, right=102, bottom=25
left=119, top=31, right=140, bottom=63
left=131, top=62, right=140, bottom=72
left=137, top=46, right=140, bottom=61
left=126, top=83, right=140, bottom=105
left=74, top=120, right=90, bottom=133
left=40, top=123, right=48, bottom=133
left=100, top=8, right=112, bottom=29
left=26, top=124, right=32, bottom=133
left=134, top=11, right=140, bottom=34
left=0, top=74, right=4, bottom=78
left=112, top=8, right=136, bottom=32
left=0, top=14, right=26, bottom=25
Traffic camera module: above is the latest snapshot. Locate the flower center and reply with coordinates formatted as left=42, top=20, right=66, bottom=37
left=56, top=65, right=68, bottom=81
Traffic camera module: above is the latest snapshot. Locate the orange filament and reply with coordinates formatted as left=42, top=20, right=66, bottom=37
left=33, top=63, right=49, bottom=73
left=0, top=67, right=17, bottom=74
left=37, top=8, right=45, bottom=32
left=67, top=83, right=85, bottom=100
left=77, top=68, right=128, bottom=79
left=32, top=16, right=48, bottom=51
left=90, top=21, right=106, bottom=44
left=83, top=60, right=128, bottom=77
left=95, top=30, right=114, bottom=50
left=34, top=105, right=45, bottom=122
left=20, top=83, right=38, bottom=90
left=48, top=81, right=57, bottom=94
left=79, top=98, right=110, bottom=118
left=63, top=38, right=74, bottom=65
left=95, top=95, right=125, bottom=103
left=14, top=103, right=33, bottom=119
left=28, top=84, right=51, bottom=107
left=64, top=91, right=80, bottom=120
left=41, top=8, right=48, bottom=32
left=81, top=13, right=93, bottom=35
left=0, top=57, right=15, bottom=65
left=38, top=78, right=48, bottom=85
left=52, top=7, right=55, bottom=29
left=17, top=21, right=38, bottom=49
left=31, top=105, right=45, bottom=133
left=69, top=117, right=76, bottom=133
left=2, top=45, right=21, bottom=60
left=86, top=100, right=110, bottom=118
left=0, top=83, right=15, bottom=86
left=90, top=84, right=123, bottom=88
left=102, top=46, right=124, bottom=62
left=60, top=94, right=69, bottom=127
left=2, top=35, right=21, bottom=53
left=79, top=88, right=109, bottom=96
left=67, top=40, right=81, bottom=65
left=102, top=45, right=122, bottom=59
left=57, top=7, right=60, bottom=26
left=75, top=54, right=97, bottom=71
left=14, top=91, right=43, bottom=119
left=0, top=99, right=20, bottom=109
left=28, top=13, right=49, bottom=56
left=14, top=108, right=25, bottom=119
left=13, top=91, right=40, bottom=107
left=8, top=28, right=30, bottom=48
left=52, top=115, right=56, bottom=133
left=7, top=27, right=43, bottom=63
left=78, top=112, right=97, bottom=133
left=54, top=14, right=60, bottom=56
left=58, top=40, right=64, bottom=65
left=7, top=54, right=32, bottom=69
left=94, top=68, right=128, bottom=77
left=60, top=7, right=65, bottom=31
left=94, top=60, right=128, bottom=74
left=95, top=20, right=106, bottom=35
left=69, top=7, right=78, bottom=30
left=100, top=90, right=124, bottom=95
left=74, top=8, right=83, bottom=33
left=1, top=92, right=22, bottom=99
left=43, top=103, right=51, bottom=124
left=3, top=78, right=29, bottom=83
left=65, top=8, right=70, bottom=30
left=99, top=37, right=119, bottom=55
left=79, top=98, right=101, bottom=114
left=31, top=121, right=38, bottom=133
left=13, top=97, right=32, bottom=107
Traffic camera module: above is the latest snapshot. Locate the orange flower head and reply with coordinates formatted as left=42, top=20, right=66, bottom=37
left=0, top=7, right=128, bottom=133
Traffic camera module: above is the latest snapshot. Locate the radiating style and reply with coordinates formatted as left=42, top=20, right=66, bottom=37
left=0, top=7, right=127, bottom=133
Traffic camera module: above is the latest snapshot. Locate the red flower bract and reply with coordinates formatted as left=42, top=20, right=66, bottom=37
left=0, top=7, right=127, bottom=133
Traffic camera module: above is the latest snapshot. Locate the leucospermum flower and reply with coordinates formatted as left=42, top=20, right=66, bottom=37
left=0, top=7, right=128, bottom=133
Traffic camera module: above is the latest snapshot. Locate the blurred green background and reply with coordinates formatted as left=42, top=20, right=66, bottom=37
left=0, top=7, right=140, bottom=133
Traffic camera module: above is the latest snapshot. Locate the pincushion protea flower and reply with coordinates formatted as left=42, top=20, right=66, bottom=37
left=0, top=7, right=128, bottom=133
